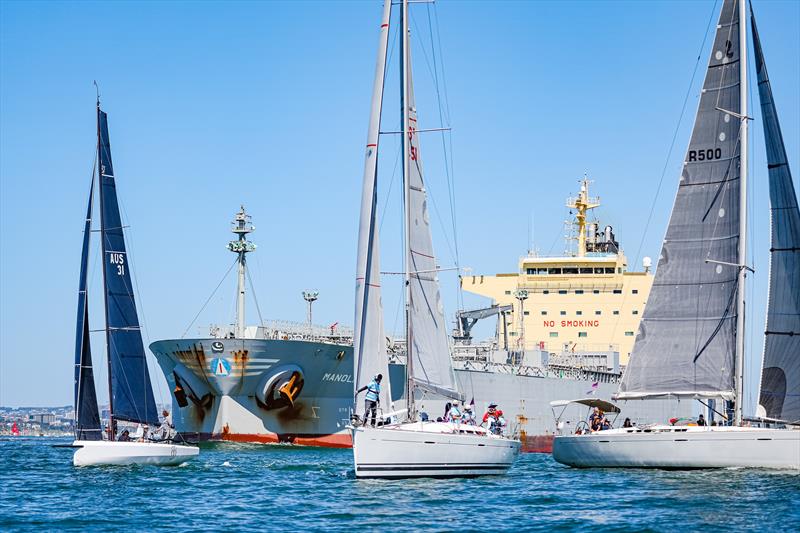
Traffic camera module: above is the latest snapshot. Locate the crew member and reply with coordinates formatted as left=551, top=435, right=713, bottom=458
left=355, top=374, right=383, bottom=427
left=449, top=400, right=462, bottom=424
left=697, top=413, right=707, bottom=426
left=157, top=409, right=174, bottom=440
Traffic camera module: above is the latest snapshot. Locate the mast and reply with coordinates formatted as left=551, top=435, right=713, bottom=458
left=97, top=97, right=115, bottom=436
left=734, top=0, right=748, bottom=426
left=401, top=0, right=414, bottom=419
left=228, top=206, right=255, bottom=339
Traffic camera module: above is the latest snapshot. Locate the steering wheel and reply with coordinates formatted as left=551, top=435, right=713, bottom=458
left=575, top=421, right=590, bottom=435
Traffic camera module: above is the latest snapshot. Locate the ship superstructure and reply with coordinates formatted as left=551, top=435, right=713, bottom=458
left=460, top=179, right=653, bottom=366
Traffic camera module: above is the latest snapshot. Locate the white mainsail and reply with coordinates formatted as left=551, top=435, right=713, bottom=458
left=353, top=0, right=393, bottom=415
left=403, top=38, right=459, bottom=401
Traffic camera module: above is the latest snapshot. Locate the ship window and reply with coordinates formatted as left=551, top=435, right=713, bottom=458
left=558, top=290, right=567, bottom=295
left=543, top=290, right=550, bottom=295
left=594, top=267, right=605, bottom=274
left=632, top=310, right=639, bottom=315
left=613, top=310, right=620, bottom=315
left=560, top=310, right=567, bottom=316
left=505, top=290, right=511, bottom=295
left=576, top=311, right=583, bottom=316
left=563, top=267, right=579, bottom=274
left=526, top=268, right=535, bottom=275
left=604, top=267, right=615, bottom=274
left=549, top=332, right=559, bottom=338
left=523, top=311, right=530, bottom=316
left=541, top=311, right=547, bottom=316
left=575, top=290, right=584, bottom=295
left=618, top=268, right=622, bottom=273
left=578, top=332, right=588, bottom=338
left=613, top=289, right=622, bottom=294
left=580, top=268, right=593, bottom=274
left=595, top=310, right=602, bottom=315
left=510, top=331, right=517, bottom=336
left=548, top=268, right=562, bottom=275
left=625, top=331, right=635, bottom=336
left=537, top=268, right=548, bottom=275
left=593, top=289, right=600, bottom=294
left=632, top=289, right=639, bottom=294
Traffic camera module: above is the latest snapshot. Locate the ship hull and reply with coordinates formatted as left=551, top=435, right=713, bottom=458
left=151, top=338, right=692, bottom=452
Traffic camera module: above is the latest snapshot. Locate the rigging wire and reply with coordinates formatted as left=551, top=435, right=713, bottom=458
left=245, top=263, right=266, bottom=327
left=632, top=0, right=720, bottom=268
left=181, top=257, right=238, bottom=338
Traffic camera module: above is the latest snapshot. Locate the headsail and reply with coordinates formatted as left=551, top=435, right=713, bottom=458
left=74, top=178, right=102, bottom=440
left=354, top=0, right=393, bottom=414
left=619, top=0, right=743, bottom=400
left=98, top=107, right=159, bottom=425
left=404, top=41, right=459, bottom=400
left=752, top=11, right=800, bottom=424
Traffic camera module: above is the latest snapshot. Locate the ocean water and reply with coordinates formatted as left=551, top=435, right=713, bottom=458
left=1, top=438, right=798, bottom=532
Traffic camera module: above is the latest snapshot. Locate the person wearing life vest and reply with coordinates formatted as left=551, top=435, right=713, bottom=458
left=482, top=403, right=505, bottom=434
left=355, top=374, right=383, bottom=427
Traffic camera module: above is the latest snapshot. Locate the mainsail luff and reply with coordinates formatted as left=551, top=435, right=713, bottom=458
left=752, top=10, right=800, bottom=424
left=403, top=15, right=459, bottom=403
left=618, top=0, right=743, bottom=401
left=74, top=177, right=102, bottom=440
left=97, top=106, right=159, bottom=426
left=354, top=0, right=393, bottom=415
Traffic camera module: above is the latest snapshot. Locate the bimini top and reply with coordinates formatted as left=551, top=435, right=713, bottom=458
left=549, top=398, right=621, bottom=414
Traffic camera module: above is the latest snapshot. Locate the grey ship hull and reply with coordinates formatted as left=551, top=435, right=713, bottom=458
left=151, top=339, right=691, bottom=452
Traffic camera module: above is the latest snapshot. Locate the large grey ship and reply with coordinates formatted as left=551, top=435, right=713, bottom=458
left=151, top=205, right=691, bottom=452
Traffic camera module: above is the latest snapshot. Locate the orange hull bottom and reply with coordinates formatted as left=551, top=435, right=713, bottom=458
left=189, top=432, right=554, bottom=453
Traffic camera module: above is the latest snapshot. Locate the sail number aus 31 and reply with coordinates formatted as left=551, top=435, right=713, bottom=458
left=688, top=148, right=722, bottom=162
left=109, top=252, right=126, bottom=276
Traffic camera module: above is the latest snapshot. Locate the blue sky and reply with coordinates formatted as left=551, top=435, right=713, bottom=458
left=1, top=0, right=797, bottom=408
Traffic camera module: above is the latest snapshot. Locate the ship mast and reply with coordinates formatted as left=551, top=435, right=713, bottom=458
left=734, top=0, right=748, bottom=427
left=567, top=177, right=600, bottom=257
left=400, top=0, right=415, bottom=420
left=228, top=206, right=256, bottom=339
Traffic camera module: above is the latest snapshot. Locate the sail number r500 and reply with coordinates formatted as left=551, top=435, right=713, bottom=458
left=688, top=148, right=722, bottom=162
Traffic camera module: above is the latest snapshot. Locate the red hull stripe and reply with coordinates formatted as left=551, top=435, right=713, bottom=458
left=186, top=432, right=555, bottom=453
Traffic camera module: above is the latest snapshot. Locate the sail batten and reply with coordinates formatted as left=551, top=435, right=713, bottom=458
left=619, top=0, right=743, bottom=400
left=98, top=108, right=159, bottom=426
left=752, top=10, right=800, bottom=424
left=74, top=177, right=102, bottom=440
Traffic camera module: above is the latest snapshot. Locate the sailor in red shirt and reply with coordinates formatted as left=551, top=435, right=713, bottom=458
left=482, top=403, right=504, bottom=425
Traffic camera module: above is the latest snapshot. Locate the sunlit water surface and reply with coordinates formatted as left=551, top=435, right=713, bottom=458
left=1, top=438, right=797, bottom=531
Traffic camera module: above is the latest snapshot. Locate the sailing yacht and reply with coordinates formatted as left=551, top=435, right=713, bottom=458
left=552, top=0, right=799, bottom=469
left=349, top=0, right=520, bottom=478
left=71, top=98, right=199, bottom=466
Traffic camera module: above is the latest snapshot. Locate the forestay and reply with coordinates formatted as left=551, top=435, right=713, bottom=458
left=404, top=44, right=459, bottom=400
left=752, top=12, right=800, bottom=424
left=74, top=178, right=102, bottom=440
left=98, top=109, right=159, bottom=425
left=354, top=0, right=393, bottom=414
left=619, top=0, right=742, bottom=400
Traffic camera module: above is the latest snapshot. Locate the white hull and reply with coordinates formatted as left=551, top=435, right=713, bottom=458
left=552, top=426, right=800, bottom=469
left=352, top=422, right=520, bottom=478
left=72, top=440, right=199, bottom=467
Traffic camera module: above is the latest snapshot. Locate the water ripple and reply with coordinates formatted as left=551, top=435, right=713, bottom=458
left=0, top=438, right=797, bottom=531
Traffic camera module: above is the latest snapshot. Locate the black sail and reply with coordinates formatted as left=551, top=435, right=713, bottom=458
left=752, top=11, right=800, bottom=424
left=98, top=107, right=159, bottom=425
left=74, top=178, right=102, bottom=440
left=619, top=0, right=742, bottom=400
